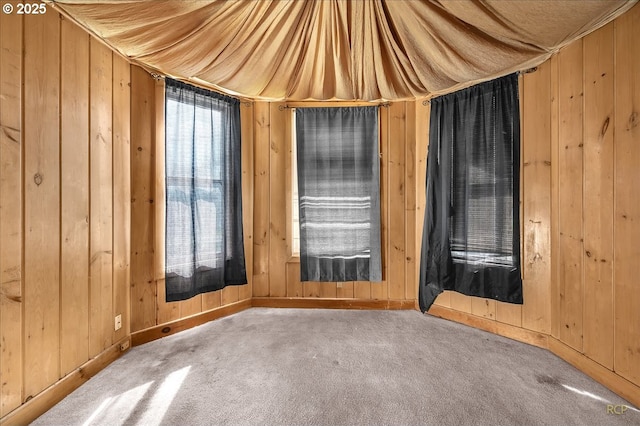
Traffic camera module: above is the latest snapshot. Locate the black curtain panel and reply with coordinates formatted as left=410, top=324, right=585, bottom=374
left=164, top=78, right=246, bottom=302
left=296, top=107, right=382, bottom=282
left=419, top=74, right=522, bottom=312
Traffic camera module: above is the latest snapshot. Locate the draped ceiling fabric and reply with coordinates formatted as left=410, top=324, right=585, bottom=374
left=51, top=0, right=637, bottom=101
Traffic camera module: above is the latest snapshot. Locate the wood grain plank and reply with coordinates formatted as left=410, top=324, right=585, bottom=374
left=613, top=4, right=640, bottom=385
left=201, top=290, right=222, bottom=312
left=319, top=282, right=337, bottom=298
left=405, top=100, right=417, bottom=301
left=303, top=281, right=321, bottom=298
left=89, top=38, right=113, bottom=357
left=471, top=297, right=496, bottom=320
left=371, top=104, right=389, bottom=300
left=0, top=9, right=23, bottom=416
left=220, top=286, right=239, bottom=306
left=286, top=262, right=303, bottom=297
left=153, top=78, right=181, bottom=322
left=549, top=55, right=560, bottom=338
left=497, top=79, right=524, bottom=327
left=153, top=79, right=165, bottom=281
left=112, top=54, right=131, bottom=339
left=353, top=281, right=371, bottom=299
left=522, top=60, right=552, bottom=335
left=388, top=102, right=405, bottom=300
left=23, top=11, right=61, bottom=398
left=557, top=42, right=584, bottom=349
left=130, top=66, right=157, bottom=331
left=495, top=301, right=521, bottom=327
left=336, top=282, right=354, bottom=298
left=240, top=102, right=254, bottom=300
left=449, top=292, right=472, bottom=313
left=582, top=23, right=614, bottom=369
left=156, top=278, right=179, bottom=325
left=252, top=102, right=270, bottom=296
left=60, top=19, right=89, bottom=375
left=179, top=294, right=202, bottom=318
left=268, top=102, right=287, bottom=297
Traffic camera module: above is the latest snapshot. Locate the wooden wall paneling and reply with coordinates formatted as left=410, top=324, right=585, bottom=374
left=23, top=11, right=61, bottom=398
left=89, top=38, right=114, bottom=356
left=495, top=301, right=521, bottom=327
left=179, top=294, right=202, bottom=319
left=268, top=102, right=287, bottom=297
left=336, top=282, right=354, bottom=299
left=582, top=23, right=614, bottom=369
left=496, top=79, right=524, bottom=326
left=0, top=9, right=23, bottom=417
left=371, top=104, right=389, bottom=300
left=404, top=100, right=417, bottom=301
left=319, top=281, right=337, bottom=298
left=388, top=102, right=406, bottom=300
left=521, top=60, right=552, bottom=334
left=549, top=55, right=560, bottom=338
left=303, top=280, right=321, bottom=298
left=60, top=19, right=90, bottom=375
left=252, top=102, right=270, bottom=296
left=202, top=289, right=222, bottom=312
left=130, top=67, right=157, bottom=331
left=353, top=281, right=371, bottom=299
left=153, top=78, right=177, bottom=321
left=557, top=41, right=584, bottom=349
left=286, top=262, right=303, bottom=298
left=155, top=279, right=179, bottom=324
left=613, top=4, right=640, bottom=385
left=112, top=55, right=131, bottom=339
left=449, top=292, right=472, bottom=313
left=220, top=286, right=239, bottom=307
left=240, top=102, right=254, bottom=300
left=471, top=297, right=496, bottom=320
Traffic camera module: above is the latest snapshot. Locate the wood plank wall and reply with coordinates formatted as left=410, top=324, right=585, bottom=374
left=252, top=101, right=428, bottom=301
left=430, top=4, right=640, bottom=391
left=128, top=69, right=253, bottom=334
left=0, top=9, right=131, bottom=417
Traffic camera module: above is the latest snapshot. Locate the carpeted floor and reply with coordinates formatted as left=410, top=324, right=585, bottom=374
left=33, top=308, right=638, bottom=425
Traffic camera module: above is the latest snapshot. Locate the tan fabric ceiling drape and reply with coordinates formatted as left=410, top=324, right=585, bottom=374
left=52, top=0, right=637, bottom=101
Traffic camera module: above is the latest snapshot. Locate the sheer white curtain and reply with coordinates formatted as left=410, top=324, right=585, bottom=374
left=164, top=79, right=247, bottom=302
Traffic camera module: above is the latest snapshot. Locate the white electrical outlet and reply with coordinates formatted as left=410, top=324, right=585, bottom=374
left=115, top=314, right=122, bottom=331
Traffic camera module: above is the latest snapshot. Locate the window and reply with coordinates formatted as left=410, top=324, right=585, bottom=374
left=164, top=79, right=247, bottom=302
left=294, top=107, right=382, bottom=282
left=419, top=74, right=522, bottom=311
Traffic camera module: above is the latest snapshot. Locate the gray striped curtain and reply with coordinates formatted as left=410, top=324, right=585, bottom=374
left=296, top=107, right=382, bottom=282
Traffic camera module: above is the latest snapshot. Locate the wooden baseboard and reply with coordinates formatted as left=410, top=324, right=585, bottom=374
left=0, top=337, right=131, bottom=426
left=548, top=337, right=640, bottom=409
left=427, top=304, right=549, bottom=349
left=251, top=297, right=417, bottom=310
left=131, top=298, right=252, bottom=346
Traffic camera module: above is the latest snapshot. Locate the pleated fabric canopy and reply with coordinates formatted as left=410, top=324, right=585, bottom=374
left=51, top=0, right=636, bottom=101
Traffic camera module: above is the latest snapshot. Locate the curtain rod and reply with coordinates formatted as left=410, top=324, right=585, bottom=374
left=279, top=101, right=390, bottom=110
left=421, top=67, right=537, bottom=106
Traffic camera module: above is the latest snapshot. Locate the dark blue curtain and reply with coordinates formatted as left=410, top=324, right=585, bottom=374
left=296, top=107, right=382, bottom=282
left=419, top=74, right=522, bottom=312
left=165, top=78, right=246, bottom=302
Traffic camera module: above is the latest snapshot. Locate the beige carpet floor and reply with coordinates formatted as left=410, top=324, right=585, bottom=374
left=32, top=308, right=638, bottom=425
